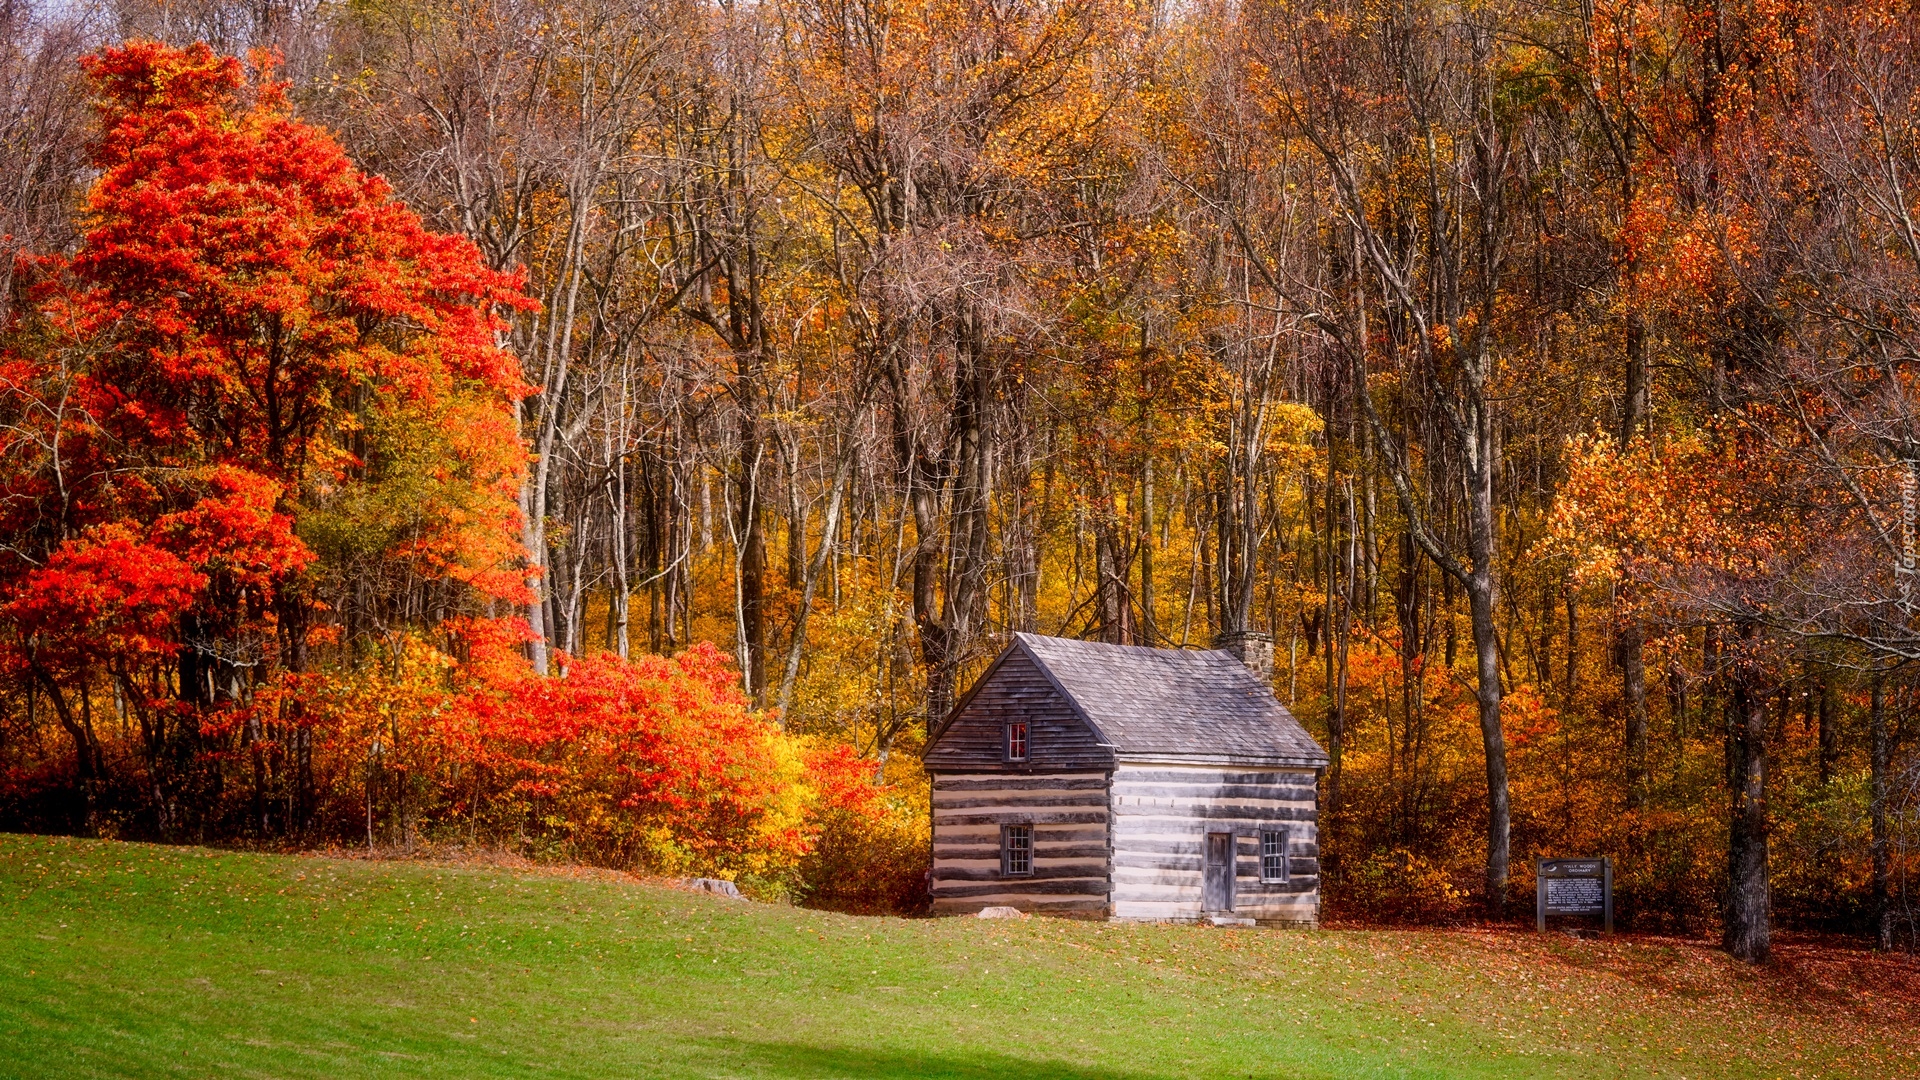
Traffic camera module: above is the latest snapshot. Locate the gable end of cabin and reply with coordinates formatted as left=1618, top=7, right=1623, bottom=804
left=922, top=645, right=1115, bottom=774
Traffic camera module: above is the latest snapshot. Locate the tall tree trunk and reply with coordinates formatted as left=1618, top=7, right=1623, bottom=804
left=1139, top=456, right=1156, bottom=645
left=786, top=450, right=806, bottom=594
left=521, top=418, right=552, bottom=676
left=1613, top=128, right=1654, bottom=822
left=1465, top=571, right=1510, bottom=913
left=1816, top=675, right=1838, bottom=786
left=522, top=184, right=591, bottom=676
left=919, top=300, right=994, bottom=725
left=1351, top=336, right=1509, bottom=913
left=1870, top=672, right=1892, bottom=951
left=1565, top=583, right=1578, bottom=704
left=1462, top=399, right=1511, bottom=914
left=1323, top=451, right=1343, bottom=818
left=733, top=437, right=767, bottom=702
left=1360, top=426, right=1378, bottom=618
left=1723, top=628, right=1770, bottom=963
left=1535, top=582, right=1553, bottom=691
left=1618, top=590, right=1649, bottom=811
left=908, top=470, right=950, bottom=725
left=247, top=708, right=268, bottom=836
left=1096, top=521, right=1128, bottom=644
left=1395, top=529, right=1424, bottom=845
left=1332, top=480, right=1357, bottom=818
left=613, top=465, right=631, bottom=659
left=728, top=185, right=770, bottom=700
left=895, top=320, right=986, bottom=729
left=1620, top=331, right=1648, bottom=445
left=279, top=584, right=312, bottom=832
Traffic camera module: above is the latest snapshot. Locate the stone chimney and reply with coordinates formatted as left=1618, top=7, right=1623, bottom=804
left=1212, top=630, right=1274, bottom=684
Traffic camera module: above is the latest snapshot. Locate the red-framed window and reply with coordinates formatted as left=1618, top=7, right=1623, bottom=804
left=1006, top=721, right=1029, bottom=761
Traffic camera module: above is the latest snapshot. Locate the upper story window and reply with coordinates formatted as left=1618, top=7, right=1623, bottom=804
left=1260, top=829, right=1289, bottom=883
left=1002, top=823, right=1033, bottom=876
left=1006, top=721, right=1029, bottom=762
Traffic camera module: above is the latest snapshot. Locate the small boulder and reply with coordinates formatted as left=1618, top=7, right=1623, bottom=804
left=685, top=877, right=744, bottom=900
left=977, top=906, right=1027, bottom=919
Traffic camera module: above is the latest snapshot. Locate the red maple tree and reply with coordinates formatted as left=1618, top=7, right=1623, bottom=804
left=0, top=42, right=529, bottom=820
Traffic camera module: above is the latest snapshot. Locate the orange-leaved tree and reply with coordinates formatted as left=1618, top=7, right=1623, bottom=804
left=0, top=41, right=529, bottom=835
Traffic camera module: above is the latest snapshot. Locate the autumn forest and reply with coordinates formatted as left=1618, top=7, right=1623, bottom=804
left=0, top=0, right=1915, bottom=962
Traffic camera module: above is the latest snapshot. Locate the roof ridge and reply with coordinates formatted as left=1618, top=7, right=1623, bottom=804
left=1010, top=635, right=1114, bottom=748
left=1010, top=631, right=1329, bottom=768
left=1016, top=630, right=1228, bottom=657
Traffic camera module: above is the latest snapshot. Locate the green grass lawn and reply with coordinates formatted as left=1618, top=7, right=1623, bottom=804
left=0, top=835, right=1911, bottom=1079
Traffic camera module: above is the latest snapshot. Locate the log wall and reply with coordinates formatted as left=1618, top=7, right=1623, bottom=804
left=929, top=771, right=1112, bottom=917
left=1108, top=762, right=1320, bottom=926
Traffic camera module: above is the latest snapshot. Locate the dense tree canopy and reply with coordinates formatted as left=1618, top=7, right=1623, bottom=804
left=0, top=0, right=1915, bottom=949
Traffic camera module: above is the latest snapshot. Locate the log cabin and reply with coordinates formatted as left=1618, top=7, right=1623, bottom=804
left=924, top=631, right=1329, bottom=926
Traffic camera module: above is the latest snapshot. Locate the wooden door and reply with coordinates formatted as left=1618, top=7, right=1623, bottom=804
left=1203, top=831, right=1235, bottom=912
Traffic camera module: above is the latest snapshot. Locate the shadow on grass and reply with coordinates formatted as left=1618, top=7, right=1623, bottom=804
left=699, top=1038, right=1177, bottom=1080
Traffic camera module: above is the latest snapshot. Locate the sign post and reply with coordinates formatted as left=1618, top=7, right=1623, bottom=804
left=1535, top=857, right=1612, bottom=933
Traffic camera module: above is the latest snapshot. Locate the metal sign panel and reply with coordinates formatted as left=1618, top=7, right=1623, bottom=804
left=1535, top=856, right=1613, bottom=932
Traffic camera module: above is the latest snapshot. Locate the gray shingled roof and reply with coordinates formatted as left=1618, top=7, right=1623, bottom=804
left=1011, top=633, right=1329, bottom=768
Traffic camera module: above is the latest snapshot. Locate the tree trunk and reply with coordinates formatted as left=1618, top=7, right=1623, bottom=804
left=611, top=442, right=631, bottom=660
left=1463, top=402, right=1510, bottom=915
left=1323, top=455, right=1343, bottom=818
left=1350, top=337, right=1509, bottom=913
left=1466, top=571, right=1510, bottom=914
left=1360, top=428, right=1378, bottom=618
left=31, top=667, right=96, bottom=835
left=280, top=585, right=312, bottom=832
left=522, top=195, right=589, bottom=676
left=1096, top=521, right=1118, bottom=643
left=917, top=300, right=994, bottom=726
left=1565, top=583, right=1577, bottom=704
left=1394, top=528, right=1426, bottom=845
left=908, top=472, right=951, bottom=725
left=1870, top=673, right=1892, bottom=951
left=1139, top=457, right=1156, bottom=645
left=1332, top=480, right=1357, bottom=821
left=1618, top=594, right=1649, bottom=811
left=247, top=707, right=268, bottom=836
left=1620, top=320, right=1648, bottom=445
left=1816, top=675, right=1838, bottom=786
left=1723, top=632, right=1770, bottom=963
left=775, top=442, right=856, bottom=716
left=735, top=431, right=767, bottom=702
left=1606, top=155, right=1674, bottom=818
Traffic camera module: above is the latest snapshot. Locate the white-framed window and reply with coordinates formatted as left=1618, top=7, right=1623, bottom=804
left=1005, top=721, right=1029, bottom=762
left=1260, top=828, right=1289, bottom=883
left=1001, top=823, right=1033, bottom=876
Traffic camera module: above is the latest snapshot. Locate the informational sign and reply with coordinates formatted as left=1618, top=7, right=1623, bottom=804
left=1536, top=856, right=1613, bottom=933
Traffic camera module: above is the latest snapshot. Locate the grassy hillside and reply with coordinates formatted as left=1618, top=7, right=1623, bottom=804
left=0, top=835, right=1911, bottom=1079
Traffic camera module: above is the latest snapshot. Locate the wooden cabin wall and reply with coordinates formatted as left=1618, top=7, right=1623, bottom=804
left=929, top=772, right=1111, bottom=917
left=923, top=650, right=1114, bottom=773
left=1108, top=763, right=1320, bottom=926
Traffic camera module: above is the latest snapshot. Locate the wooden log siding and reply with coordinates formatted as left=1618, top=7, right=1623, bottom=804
left=930, top=772, right=1111, bottom=917
left=923, top=650, right=1115, bottom=774
left=1108, top=763, right=1320, bottom=926
left=923, top=636, right=1327, bottom=924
